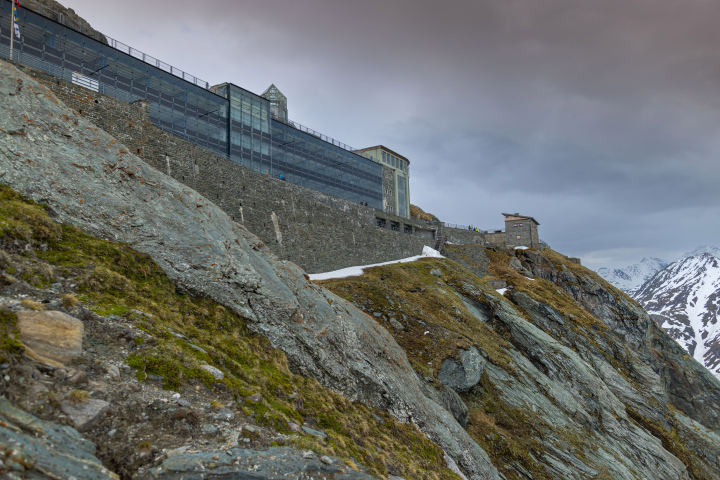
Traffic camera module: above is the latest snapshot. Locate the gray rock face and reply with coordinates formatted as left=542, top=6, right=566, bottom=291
left=61, top=398, right=111, bottom=430
left=438, top=347, right=484, bottom=393
left=508, top=256, right=533, bottom=278
left=142, top=447, right=376, bottom=479
left=0, top=396, right=115, bottom=479
left=0, top=60, right=498, bottom=480
left=417, top=373, right=468, bottom=427
left=519, top=249, right=720, bottom=432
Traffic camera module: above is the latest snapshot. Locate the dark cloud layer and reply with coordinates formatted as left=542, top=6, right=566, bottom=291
left=63, top=0, right=720, bottom=268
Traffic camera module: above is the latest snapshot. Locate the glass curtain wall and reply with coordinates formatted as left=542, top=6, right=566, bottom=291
left=272, top=121, right=383, bottom=209
left=218, top=84, right=272, bottom=173
left=0, top=1, right=228, bottom=156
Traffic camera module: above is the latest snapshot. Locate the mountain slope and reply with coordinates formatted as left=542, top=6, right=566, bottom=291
left=0, top=59, right=496, bottom=480
left=636, top=253, right=720, bottom=380
left=320, top=247, right=720, bottom=479
left=597, top=257, right=668, bottom=295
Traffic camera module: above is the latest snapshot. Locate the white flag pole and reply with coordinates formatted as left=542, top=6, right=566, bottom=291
left=9, top=1, right=15, bottom=60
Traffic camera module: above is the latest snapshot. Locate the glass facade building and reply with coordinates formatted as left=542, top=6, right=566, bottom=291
left=0, top=0, right=385, bottom=212
left=0, top=0, right=228, bottom=157
left=210, top=84, right=383, bottom=208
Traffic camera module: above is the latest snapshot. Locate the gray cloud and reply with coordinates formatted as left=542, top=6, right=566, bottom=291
left=62, top=0, right=720, bottom=268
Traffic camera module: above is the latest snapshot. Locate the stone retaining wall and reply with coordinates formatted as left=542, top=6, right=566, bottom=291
left=17, top=64, right=438, bottom=273
left=443, top=226, right=506, bottom=247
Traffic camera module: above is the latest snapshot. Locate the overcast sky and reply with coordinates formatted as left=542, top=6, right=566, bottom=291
left=60, top=0, right=720, bottom=269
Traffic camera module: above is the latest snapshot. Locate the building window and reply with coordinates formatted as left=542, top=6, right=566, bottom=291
left=519, top=223, right=523, bottom=227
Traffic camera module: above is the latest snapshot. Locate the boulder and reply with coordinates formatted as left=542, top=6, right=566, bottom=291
left=0, top=396, right=116, bottom=479
left=141, top=446, right=375, bottom=479
left=61, top=398, right=110, bottom=430
left=16, top=310, right=83, bottom=366
left=438, top=347, right=485, bottom=393
left=199, top=364, right=224, bottom=380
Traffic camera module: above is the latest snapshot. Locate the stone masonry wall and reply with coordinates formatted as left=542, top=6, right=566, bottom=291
left=443, top=226, right=506, bottom=248
left=17, top=65, right=438, bottom=273
left=382, top=166, right=396, bottom=215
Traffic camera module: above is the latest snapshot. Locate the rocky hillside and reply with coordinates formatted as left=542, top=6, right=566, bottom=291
left=319, top=245, right=720, bottom=479
left=636, top=254, right=720, bottom=381
left=0, top=59, right=492, bottom=479
left=1, top=56, right=720, bottom=480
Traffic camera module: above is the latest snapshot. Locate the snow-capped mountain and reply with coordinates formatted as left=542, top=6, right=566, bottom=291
left=635, top=254, right=720, bottom=380
left=596, top=257, right=668, bottom=296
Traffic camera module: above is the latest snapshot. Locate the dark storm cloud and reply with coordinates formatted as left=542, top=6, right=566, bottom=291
left=63, top=0, right=720, bottom=268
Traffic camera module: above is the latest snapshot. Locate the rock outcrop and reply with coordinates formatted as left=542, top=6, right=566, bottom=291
left=143, top=447, right=377, bottom=480
left=0, top=396, right=117, bottom=479
left=0, top=60, right=497, bottom=479
left=16, top=310, right=83, bottom=365
left=22, top=0, right=108, bottom=43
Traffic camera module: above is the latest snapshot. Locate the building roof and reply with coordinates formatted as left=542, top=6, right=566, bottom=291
left=502, top=213, right=540, bottom=225
left=262, top=84, right=287, bottom=102
left=356, top=145, right=410, bottom=164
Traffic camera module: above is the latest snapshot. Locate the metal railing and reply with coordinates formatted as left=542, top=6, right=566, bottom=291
left=443, top=223, right=499, bottom=233
left=20, top=0, right=210, bottom=90
left=105, top=36, right=209, bottom=90
left=444, top=223, right=473, bottom=230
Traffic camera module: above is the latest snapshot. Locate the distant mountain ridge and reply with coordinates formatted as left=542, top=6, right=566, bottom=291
left=597, top=257, right=668, bottom=296
left=680, top=245, right=720, bottom=260
left=597, top=246, right=720, bottom=380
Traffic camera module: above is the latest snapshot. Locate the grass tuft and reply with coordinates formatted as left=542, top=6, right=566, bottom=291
left=20, top=299, right=45, bottom=311
left=69, top=389, right=89, bottom=404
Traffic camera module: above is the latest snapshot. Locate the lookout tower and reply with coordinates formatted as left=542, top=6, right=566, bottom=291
left=262, top=84, right=288, bottom=122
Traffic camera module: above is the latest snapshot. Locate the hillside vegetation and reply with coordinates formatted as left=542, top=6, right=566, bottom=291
left=319, top=245, right=720, bottom=479
left=0, top=185, right=460, bottom=480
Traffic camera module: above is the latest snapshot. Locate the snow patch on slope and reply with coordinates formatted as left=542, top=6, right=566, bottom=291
left=309, top=246, right=443, bottom=281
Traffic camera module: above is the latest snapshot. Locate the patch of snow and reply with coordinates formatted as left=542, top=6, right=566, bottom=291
left=496, top=288, right=508, bottom=295
left=308, top=247, right=444, bottom=281
left=525, top=277, right=535, bottom=281
left=514, top=246, right=529, bottom=250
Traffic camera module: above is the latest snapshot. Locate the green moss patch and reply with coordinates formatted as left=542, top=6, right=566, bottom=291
left=0, top=310, right=24, bottom=363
